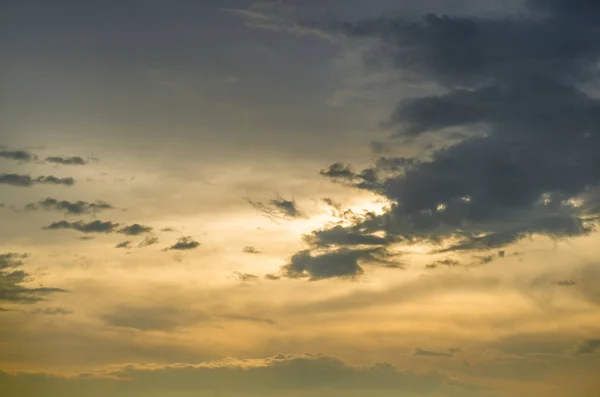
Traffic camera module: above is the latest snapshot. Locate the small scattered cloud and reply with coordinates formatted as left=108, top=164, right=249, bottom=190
left=138, top=236, right=159, bottom=247
left=0, top=149, right=36, bottom=162
left=45, top=156, right=88, bottom=165
left=167, top=236, right=200, bottom=251
left=248, top=195, right=305, bottom=221
left=413, top=348, right=454, bottom=358
left=242, top=246, right=261, bottom=254
left=44, top=220, right=119, bottom=234
left=25, top=198, right=113, bottom=215
left=554, top=280, right=576, bottom=286
left=234, top=272, right=258, bottom=283
left=118, top=224, right=153, bottom=236
left=115, top=241, right=131, bottom=249
left=0, top=174, right=75, bottom=187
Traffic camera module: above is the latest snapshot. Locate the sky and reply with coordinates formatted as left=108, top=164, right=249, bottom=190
left=1, top=0, right=600, bottom=396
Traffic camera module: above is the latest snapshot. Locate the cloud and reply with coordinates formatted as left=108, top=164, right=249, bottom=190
left=553, top=280, right=576, bottom=286
left=573, top=339, right=600, bottom=355
left=100, top=306, right=208, bottom=331
left=234, top=272, right=258, bottom=283
left=0, top=253, right=66, bottom=305
left=0, top=353, right=486, bottom=396
left=248, top=195, right=305, bottom=221
left=299, top=1, right=600, bottom=263
left=25, top=198, right=114, bottom=215
left=0, top=149, right=36, bottom=162
left=413, top=348, right=454, bottom=358
left=115, top=241, right=131, bottom=249
left=118, top=223, right=153, bottom=236
left=44, top=220, right=119, bottom=234
left=242, top=245, right=261, bottom=254
left=45, top=156, right=88, bottom=165
left=30, top=307, right=73, bottom=315
left=138, top=235, right=159, bottom=247
left=0, top=174, right=75, bottom=187
left=44, top=221, right=153, bottom=235
left=281, top=247, right=398, bottom=280
left=167, top=236, right=200, bottom=251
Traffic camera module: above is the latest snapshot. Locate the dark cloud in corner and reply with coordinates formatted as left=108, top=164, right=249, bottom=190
left=167, top=236, right=200, bottom=251
left=308, top=1, right=600, bottom=258
left=45, top=156, right=88, bottom=165
left=0, top=253, right=66, bottom=305
left=25, top=198, right=113, bottom=215
left=0, top=174, right=75, bottom=187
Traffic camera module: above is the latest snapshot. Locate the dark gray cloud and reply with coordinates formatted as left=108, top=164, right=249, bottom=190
left=281, top=247, right=398, bottom=280
left=118, top=223, right=153, bottom=236
left=306, top=1, right=600, bottom=260
left=0, top=253, right=66, bottom=305
left=413, top=348, right=454, bottom=358
left=0, top=149, right=36, bottom=162
left=573, top=339, right=600, bottom=355
left=248, top=195, right=305, bottom=220
left=25, top=198, right=113, bottom=215
left=44, top=220, right=119, bottom=234
left=0, top=174, right=75, bottom=187
left=45, top=156, right=87, bottom=165
left=167, top=236, right=200, bottom=251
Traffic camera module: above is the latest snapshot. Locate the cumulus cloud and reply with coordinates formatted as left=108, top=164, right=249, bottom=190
left=167, top=236, right=200, bottom=251
left=0, top=253, right=66, bottom=305
left=45, top=156, right=87, bottom=165
left=25, top=198, right=114, bottom=215
left=0, top=174, right=75, bottom=187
